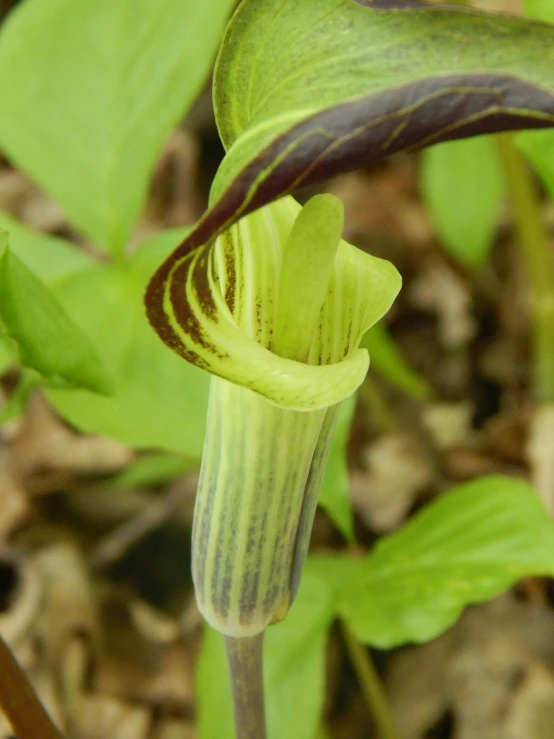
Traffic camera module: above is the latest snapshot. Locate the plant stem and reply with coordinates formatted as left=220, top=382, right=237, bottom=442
left=340, top=621, right=399, bottom=739
left=224, top=633, right=267, bottom=739
left=0, top=632, right=65, bottom=739
left=497, top=133, right=554, bottom=403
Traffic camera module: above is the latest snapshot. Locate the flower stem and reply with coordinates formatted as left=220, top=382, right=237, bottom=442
left=340, top=621, right=399, bottom=739
left=496, top=133, right=554, bottom=403
left=224, top=633, right=267, bottom=739
left=0, top=632, right=65, bottom=739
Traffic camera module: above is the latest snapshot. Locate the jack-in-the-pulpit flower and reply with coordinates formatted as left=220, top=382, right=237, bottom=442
left=148, top=194, right=401, bottom=637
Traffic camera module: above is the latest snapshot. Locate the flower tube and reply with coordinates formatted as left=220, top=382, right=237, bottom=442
left=148, top=194, right=401, bottom=637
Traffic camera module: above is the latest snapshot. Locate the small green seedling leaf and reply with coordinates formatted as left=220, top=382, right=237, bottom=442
left=0, top=236, right=114, bottom=395
left=196, top=563, right=334, bottom=739
left=46, top=229, right=210, bottom=457
left=318, top=394, right=356, bottom=542
left=361, top=324, right=430, bottom=400
left=0, top=0, right=235, bottom=254
left=319, top=475, right=554, bottom=648
left=420, top=136, right=505, bottom=266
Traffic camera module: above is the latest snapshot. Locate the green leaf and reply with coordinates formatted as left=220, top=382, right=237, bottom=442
left=318, top=394, right=355, bottom=542
left=420, top=136, right=505, bottom=266
left=147, top=0, right=554, bottom=344
left=361, top=324, right=430, bottom=399
left=0, top=212, right=93, bottom=378
left=265, top=566, right=333, bottom=739
left=196, top=628, right=234, bottom=739
left=196, top=562, right=334, bottom=739
left=107, top=452, right=195, bottom=490
left=0, top=0, right=234, bottom=255
left=0, top=211, right=92, bottom=284
left=525, top=0, right=554, bottom=23
left=322, top=475, right=554, bottom=649
left=46, top=229, right=210, bottom=457
left=0, top=236, right=114, bottom=395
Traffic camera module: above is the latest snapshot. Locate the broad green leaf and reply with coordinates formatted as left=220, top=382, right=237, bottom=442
left=361, top=324, right=430, bottom=399
left=196, top=563, right=334, bottom=739
left=0, top=239, right=114, bottom=395
left=0, top=0, right=234, bottom=255
left=147, top=0, right=554, bottom=348
left=420, top=136, right=505, bottom=266
left=319, top=475, right=554, bottom=648
left=46, top=229, right=209, bottom=456
left=318, top=394, right=355, bottom=542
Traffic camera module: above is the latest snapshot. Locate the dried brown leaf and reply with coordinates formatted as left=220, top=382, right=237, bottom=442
left=350, top=432, right=435, bottom=532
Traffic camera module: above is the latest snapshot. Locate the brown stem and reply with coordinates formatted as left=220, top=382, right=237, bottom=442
left=224, top=633, right=266, bottom=739
left=0, top=632, right=65, bottom=739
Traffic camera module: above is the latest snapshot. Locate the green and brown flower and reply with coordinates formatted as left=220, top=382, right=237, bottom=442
left=146, top=193, right=400, bottom=636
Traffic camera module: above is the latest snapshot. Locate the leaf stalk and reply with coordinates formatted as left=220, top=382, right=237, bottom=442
left=340, top=621, right=399, bottom=739
left=497, top=133, right=554, bottom=404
